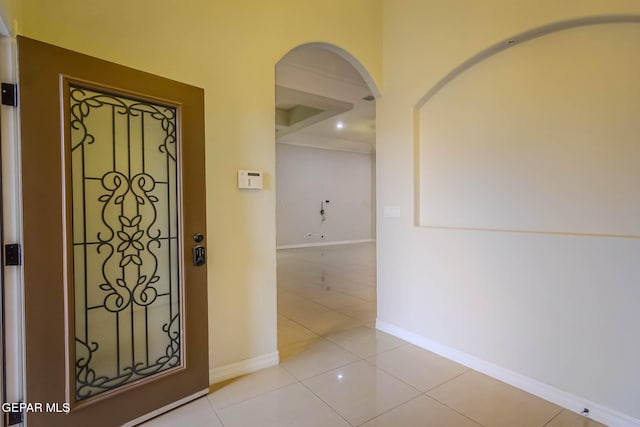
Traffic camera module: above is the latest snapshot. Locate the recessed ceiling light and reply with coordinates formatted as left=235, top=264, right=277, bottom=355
left=336, top=122, right=344, bottom=129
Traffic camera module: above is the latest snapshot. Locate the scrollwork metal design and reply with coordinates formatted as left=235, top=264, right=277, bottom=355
left=70, top=85, right=181, bottom=401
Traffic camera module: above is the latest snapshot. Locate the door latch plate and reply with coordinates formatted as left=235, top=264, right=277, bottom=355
left=4, top=244, right=21, bottom=266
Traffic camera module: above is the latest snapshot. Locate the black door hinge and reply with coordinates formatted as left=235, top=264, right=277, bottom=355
left=5, top=404, right=24, bottom=426
left=4, top=244, right=21, bottom=266
left=1, top=83, right=17, bottom=107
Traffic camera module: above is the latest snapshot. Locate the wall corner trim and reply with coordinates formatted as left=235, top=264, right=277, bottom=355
left=209, top=351, right=280, bottom=385
left=375, top=319, right=640, bottom=427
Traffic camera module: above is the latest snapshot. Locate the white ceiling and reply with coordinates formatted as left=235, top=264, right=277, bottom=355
left=275, top=45, right=376, bottom=154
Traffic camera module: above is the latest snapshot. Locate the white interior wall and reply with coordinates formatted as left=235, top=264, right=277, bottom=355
left=276, top=143, right=375, bottom=247
left=0, top=33, right=23, bottom=408
left=378, top=7, right=640, bottom=424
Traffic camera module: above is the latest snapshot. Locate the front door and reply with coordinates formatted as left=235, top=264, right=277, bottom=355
left=18, top=36, right=208, bottom=427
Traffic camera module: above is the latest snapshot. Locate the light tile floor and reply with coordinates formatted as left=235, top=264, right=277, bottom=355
left=142, top=243, right=606, bottom=427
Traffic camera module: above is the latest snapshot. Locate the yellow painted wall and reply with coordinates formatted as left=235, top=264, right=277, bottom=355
left=0, top=0, right=18, bottom=34
left=378, top=0, right=640, bottom=421
left=418, top=23, right=640, bottom=236
left=10, top=0, right=381, bottom=372
left=6, top=0, right=640, bottom=423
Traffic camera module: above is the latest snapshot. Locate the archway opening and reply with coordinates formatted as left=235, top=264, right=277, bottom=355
left=274, top=43, right=378, bottom=360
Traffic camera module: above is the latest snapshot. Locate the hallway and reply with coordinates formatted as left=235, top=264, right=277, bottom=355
left=277, top=242, right=378, bottom=359
left=142, top=243, right=604, bottom=427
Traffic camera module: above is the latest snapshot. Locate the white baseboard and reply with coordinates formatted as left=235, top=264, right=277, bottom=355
left=277, top=239, right=375, bottom=250
left=210, top=351, right=280, bottom=384
left=376, top=319, right=640, bottom=427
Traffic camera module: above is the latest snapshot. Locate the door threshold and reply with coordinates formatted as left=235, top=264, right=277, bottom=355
left=122, top=388, right=209, bottom=427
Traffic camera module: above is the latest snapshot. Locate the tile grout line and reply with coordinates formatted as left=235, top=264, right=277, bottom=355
left=281, top=354, right=361, bottom=383
left=421, top=394, right=485, bottom=427
left=301, top=283, right=376, bottom=306
left=360, top=341, right=410, bottom=359
left=326, top=340, right=407, bottom=361
left=360, top=357, right=422, bottom=394
left=282, top=332, right=419, bottom=426
left=400, top=369, right=487, bottom=427
left=353, top=394, right=425, bottom=426
left=421, top=375, right=491, bottom=427
left=281, top=294, right=435, bottom=425
left=358, top=344, right=476, bottom=400
left=203, top=244, right=376, bottom=426
left=277, top=299, right=369, bottom=335
left=424, top=372, right=569, bottom=427
left=208, top=378, right=301, bottom=415
left=203, top=394, right=227, bottom=427
left=276, top=244, right=379, bottom=426
left=276, top=310, right=322, bottom=339
left=542, top=408, right=565, bottom=427
left=423, top=367, right=473, bottom=394
left=298, top=378, right=356, bottom=427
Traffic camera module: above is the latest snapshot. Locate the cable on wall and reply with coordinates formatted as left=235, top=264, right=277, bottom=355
left=320, top=200, right=330, bottom=222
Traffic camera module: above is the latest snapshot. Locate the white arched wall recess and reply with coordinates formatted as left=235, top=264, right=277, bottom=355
left=414, top=15, right=640, bottom=238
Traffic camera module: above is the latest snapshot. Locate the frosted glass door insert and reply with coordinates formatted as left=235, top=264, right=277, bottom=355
left=69, top=85, right=182, bottom=401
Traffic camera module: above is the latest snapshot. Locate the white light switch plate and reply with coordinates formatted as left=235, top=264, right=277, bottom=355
left=383, top=205, right=401, bottom=218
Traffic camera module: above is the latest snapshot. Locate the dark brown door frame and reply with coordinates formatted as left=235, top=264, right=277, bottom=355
left=18, top=36, right=209, bottom=427
left=0, top=90, right=7, bottom=424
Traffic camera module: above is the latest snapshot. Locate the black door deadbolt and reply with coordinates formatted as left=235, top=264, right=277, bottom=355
left=193, top=245, right=206, bottom=266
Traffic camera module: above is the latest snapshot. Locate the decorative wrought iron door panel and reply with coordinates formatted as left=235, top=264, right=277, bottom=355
left=69, top=85, right=182, bottom=401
